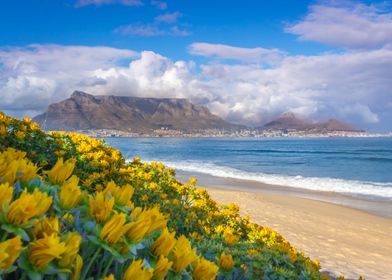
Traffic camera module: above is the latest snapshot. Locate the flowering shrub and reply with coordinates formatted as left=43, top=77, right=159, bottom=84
left=0, top=112, right=344, bottom=279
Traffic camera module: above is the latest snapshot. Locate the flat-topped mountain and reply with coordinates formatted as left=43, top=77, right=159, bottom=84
left=262, top=112, right=362, bottom=132
left=33, top=91, right=241, bottom=131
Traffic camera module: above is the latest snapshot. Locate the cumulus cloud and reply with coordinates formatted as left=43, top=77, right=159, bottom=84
left=340, top=103, right=379, bottom=123
left=286, top=3, right=392, bottom=49
left=0, top=45, right=137, bottom=113
left=1, top=44, right=391, bottom=131
left=189, top=42, right=284, bottom=63
left=75, top=0, right=143, bottom=7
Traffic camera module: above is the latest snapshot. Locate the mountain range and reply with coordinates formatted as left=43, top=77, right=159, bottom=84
left=33, top=91, right=241, bottom=131
left=262, top=112, right=363, bottom=132
left=33, top=91, right=363, bottom=133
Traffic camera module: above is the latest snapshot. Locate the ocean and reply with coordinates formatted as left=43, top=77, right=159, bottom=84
left=105, top=137, right=392, bottom=202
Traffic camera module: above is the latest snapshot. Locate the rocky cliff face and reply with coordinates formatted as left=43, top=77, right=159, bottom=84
left=33, top=91, right=240, bottom=131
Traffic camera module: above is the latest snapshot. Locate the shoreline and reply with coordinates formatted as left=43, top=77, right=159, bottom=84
left=176, top=171, right=392, bottom=279
left=176, top=170, right=392, bottom=218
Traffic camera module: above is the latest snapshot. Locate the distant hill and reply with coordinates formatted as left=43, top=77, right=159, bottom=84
left=313, top=118, right=362, bottom=132
left=263, top=112, right=310, bottom=130
left=262, top=112, right=363, bottom=132
left=33, top=91, right=242, bottom=131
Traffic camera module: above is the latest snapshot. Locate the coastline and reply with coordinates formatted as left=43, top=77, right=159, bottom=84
left=176, top=171, right=392, bottom=279
left=176, top=170, right=392, bottom=218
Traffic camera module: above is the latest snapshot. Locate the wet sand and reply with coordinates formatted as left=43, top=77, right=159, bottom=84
left=176, top=171, right=392, bottom=280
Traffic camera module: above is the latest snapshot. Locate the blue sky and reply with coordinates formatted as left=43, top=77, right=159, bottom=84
left=1, top=0, right=392, bottom=132
left=0, top=0, right=324, bottom=58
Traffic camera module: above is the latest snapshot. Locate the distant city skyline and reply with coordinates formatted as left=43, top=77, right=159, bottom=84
left=1, top=0, right=392, bottom=132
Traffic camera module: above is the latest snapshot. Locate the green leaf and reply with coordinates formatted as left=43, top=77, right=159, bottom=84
left=27, top=270, right=43, bottom=280
left=1, top=224, right=30, bottom=241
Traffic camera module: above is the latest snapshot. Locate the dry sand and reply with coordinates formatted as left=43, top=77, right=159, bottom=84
left=176, top=171, right=392, bottom=279
left=207, top=188, right=392, bottom=280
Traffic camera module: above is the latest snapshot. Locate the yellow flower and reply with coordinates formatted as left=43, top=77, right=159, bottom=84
left=127, top=218, right=150, bottom=243
left=247, top=249, right=258, bottom=256
left=59, top=175, right=83, bottom=209
left=1, top=158, right=17, bottom=181
left=0, top=154, right=39, bottom=184
left=192, top=258, right=219, bottom=280
left=100, top=212, right=131, bottom=245
left=0, top=123, right=6, bottom=136
left=32, top=216, right=60, bottom=239
left=54, top=150, right=66, bottom=157
left=130, top=207, right=142, bottom=220
left=153, top=255, right=172, bottom=280
left=0, top=148, right=26, bottom=163
left=23, top=117, right=32, bottom=125
left=0, top=236, right=23, bottom=270
left=138, top=207, right=167, bottom=234
left=89, top=191, right=114, bottom=223
left=17, top=159, right=39, bottom=183
left=223, top=228, right=239, bottom=246
left=189, top=177, right=197, bottom=185
left=152, top=228, right=176, bottom=257
left=71, top=254, right=83, bottom=280
left=28, top=234, right=67, bottom=269
left=104, top=181, right=134, bottom=207
left=172, top=235, right=197, bottom=274
left=123, top=259, right=153, bottom=280
left=30, top=122, right=41, bottom=130
left=59, top=232, right=81, bottom=267
left=116, top=184, right=134, bottom=207
left=132, top=157, right=141, bottom=164
left=7, top=188, right=52, bottom=225
left=62, top=213, right=74, bottom=225
left=312, top=259, right=321, bottom=270
left=102, top=274, right=115, bottom=280
left=240, top=263, right=247, bottom=273
left=0, top=182, right=13, bottom=209
left=15, top=131, right=25, bottom=140
left=189, top=232, right=201, bottom=243
left=216, top=252, right=233, bottom=272
left=45, top=158, right=76, bottom=184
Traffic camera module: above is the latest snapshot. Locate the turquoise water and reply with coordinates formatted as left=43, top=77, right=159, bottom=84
left=105, top=137, right=392, bottom=201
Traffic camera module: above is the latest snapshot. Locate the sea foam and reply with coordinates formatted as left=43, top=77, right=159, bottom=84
left=159, top=160, right=392, bottom=201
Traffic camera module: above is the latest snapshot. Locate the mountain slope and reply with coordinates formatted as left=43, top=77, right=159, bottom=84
left=313, top=119, right=362, bottom=132
left=33, top=91, right=241, bottom=131
left=263, top=112, right=311, bottom=130
left=262, top=112, right=363, bottom=132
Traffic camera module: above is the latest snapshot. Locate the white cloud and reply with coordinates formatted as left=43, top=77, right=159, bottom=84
left=150, top=0, right=167, bottom=10
left=75, top=0, right=143, bottom=7
left=114, top=23, right=166, bottom=36
left=155, top=12, right=182, bottom=23
left=114, top=11, right=189, bottom=37
left=286, top=3, right=392, bottom=49
left=189, top=42, right=284, bottom=63
left=114, top=23, right=190, bottom=36
left=0, top=45, right=137, bottom=112
left=1, top=44, right=392, bottom=131
left=340, top=103, right=379, bottom=123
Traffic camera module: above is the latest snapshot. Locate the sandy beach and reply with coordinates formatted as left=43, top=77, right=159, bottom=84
left=177, top=171, right=392, bottom=280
